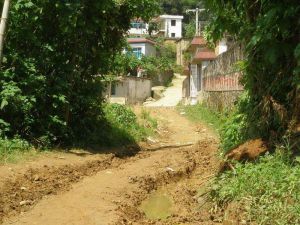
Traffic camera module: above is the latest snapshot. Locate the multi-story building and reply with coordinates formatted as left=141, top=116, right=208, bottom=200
left=157, top=15, right=184, bottom=39
left=128, top=15, right=184, bottom=39
left=128, top=19, right=149, bottom=37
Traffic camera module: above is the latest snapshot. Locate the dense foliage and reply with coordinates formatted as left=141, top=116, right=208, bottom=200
left=0, top=0, right=158, bottom=147
left=111, top=40, right=175, bottom=78
left=204, top=0, right=300, bottom=145
left=160, top=0, right=203, bottom=15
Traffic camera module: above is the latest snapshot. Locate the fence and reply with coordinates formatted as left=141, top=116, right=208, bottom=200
left=200, top=44, right=245, bottom=111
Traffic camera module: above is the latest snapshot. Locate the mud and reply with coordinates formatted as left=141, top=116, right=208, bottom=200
left=0, top=108, right=223, bottom=225
left=226, top=139, right=268, bottom=161
left=0, top=155, right=121, bottom=223
left=116, top=140, right=222, bottom=225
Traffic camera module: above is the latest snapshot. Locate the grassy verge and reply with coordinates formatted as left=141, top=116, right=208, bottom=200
left=178, top=103, right=300, bottom=224
left=0, top=104, right=157, bottom=163
left=177, top=104, right=223, bottom=135
left=103, top=104, right=157, bottom=147
left=211, top=150, right=300, bottom=225
left=0, top=138, right=37, bottom=164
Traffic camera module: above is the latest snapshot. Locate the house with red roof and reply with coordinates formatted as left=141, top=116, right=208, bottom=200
left=127, top=38, right=157, bottom=59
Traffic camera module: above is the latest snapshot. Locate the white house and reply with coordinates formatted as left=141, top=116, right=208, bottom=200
left=158, top=15, right=183, bottom=39
left=127, top=38, right=157, bottom=59
left=128, top=19, right=149, bottom=36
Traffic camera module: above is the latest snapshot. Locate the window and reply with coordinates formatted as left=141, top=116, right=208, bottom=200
left=171, top=33, right=176, bottom=38
left=132, top=47, right=142, bottom=59
left=111, top=83, right=116, bottom=96
left=171, top=20, right=176, bottom=26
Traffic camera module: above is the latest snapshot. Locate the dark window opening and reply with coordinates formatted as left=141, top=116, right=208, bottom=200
left=171, top=20, right=176, bottom=26
left=171, top=33, right=176, bottom=38
left=111, top=83, right=116, bottom=95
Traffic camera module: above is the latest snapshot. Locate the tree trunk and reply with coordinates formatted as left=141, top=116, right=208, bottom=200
left=0, top=0, right=10, bottom=67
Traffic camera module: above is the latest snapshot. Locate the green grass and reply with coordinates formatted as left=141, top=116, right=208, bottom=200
left=177, top=103, right=251, bottom=153
left=211, top=150, right=300, bottom=225
left=178, top=103, right=300, bottom=224
left=177, top=103, right=223, bottom=135
left=102, top=103, right=157, bottom=147
left=0, top=104, right=158, bottom=163
left=0, top=138, right=37, bottom=164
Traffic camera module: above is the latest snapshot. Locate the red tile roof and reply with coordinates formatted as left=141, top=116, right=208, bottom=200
left=192, top=48, right=216, bottom=63
left=191, top=36, right=207, bottom=46
left=127, top=38, right=156, bottom=45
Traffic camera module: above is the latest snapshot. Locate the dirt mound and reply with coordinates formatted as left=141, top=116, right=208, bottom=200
left=0, top=155, right=120, bottom=223
left=226, top=139, right=268, bottom=162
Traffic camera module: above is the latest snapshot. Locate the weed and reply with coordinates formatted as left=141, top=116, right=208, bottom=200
left=0, top=138, right=35, bottom=163
left=211, top=150, right=300, bottom=225
left=103, top=104, right=157, bottom=146
left=177, top=103, right=223, bottom=135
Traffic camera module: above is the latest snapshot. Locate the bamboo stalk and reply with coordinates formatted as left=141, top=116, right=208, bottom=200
left=0, top=0, right=10, bottom=67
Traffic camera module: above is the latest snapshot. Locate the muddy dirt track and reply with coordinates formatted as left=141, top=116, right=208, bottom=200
left=0, top=108, right=221, bottom=225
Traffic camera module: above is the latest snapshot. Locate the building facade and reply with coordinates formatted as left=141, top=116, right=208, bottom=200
left=158, top=15, right=184, bottom=39
left=127, top=38, right=157, bottom=59
left=128, top=20, right=149, bottom=37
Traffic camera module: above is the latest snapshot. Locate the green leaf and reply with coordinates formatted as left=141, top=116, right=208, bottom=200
left=0, top=99, right=8, bottom=110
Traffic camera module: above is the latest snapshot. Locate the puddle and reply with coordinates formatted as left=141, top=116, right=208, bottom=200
left=140, top=191, right=173, bottom=220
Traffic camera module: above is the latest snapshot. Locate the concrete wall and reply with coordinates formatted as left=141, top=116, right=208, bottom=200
left=145, top=43, right=157, bottom=57
left=127, top=77, right=152, bottom=104
left=108, top=77, right=152, bottom=105
left=176, top=39, right=190, bottom=66
left=165, top=18, right=182, bottom=38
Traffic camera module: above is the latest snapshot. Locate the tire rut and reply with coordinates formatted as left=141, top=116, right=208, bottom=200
left=0, top=154, right=122, bottom=223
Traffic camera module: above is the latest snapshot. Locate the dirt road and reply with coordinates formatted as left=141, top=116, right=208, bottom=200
left=0, top=108, right=220, bottom=225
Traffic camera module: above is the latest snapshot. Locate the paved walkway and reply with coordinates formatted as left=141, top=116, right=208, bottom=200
left=144, top=74, right=185, bottom=107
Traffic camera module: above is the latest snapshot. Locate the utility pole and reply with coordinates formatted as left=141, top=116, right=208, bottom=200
left=186, top=8, right=205, bottom=36
left=0, top=0, right=10, bottom=67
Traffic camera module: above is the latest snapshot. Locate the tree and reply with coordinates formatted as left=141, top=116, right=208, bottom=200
left=204, top=0, right=300, bottom=144
left=0, top=0, right=10, bottom=65
left=0, top=0, right=159, bottom=146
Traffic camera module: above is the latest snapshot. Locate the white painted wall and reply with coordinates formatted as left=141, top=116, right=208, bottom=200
left=128, top=42, right=156, bottom=57
left=190, top=64, right=198, bottom=105
left=160, top=15, right=183, bottom=38
left=128, top=24, right=149, bottom=36
left=129, top=43, right=146, bottom=55
left=144, top=43, right=156, bottom=57
left=110, top=78, right=152, bottom=104
left=215, top=38, right=228, bottom=55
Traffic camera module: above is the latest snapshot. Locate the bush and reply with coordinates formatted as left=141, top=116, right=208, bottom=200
left=211, top=151, right=300, bottom=225
left=0, top=0, right=158, bottom=147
